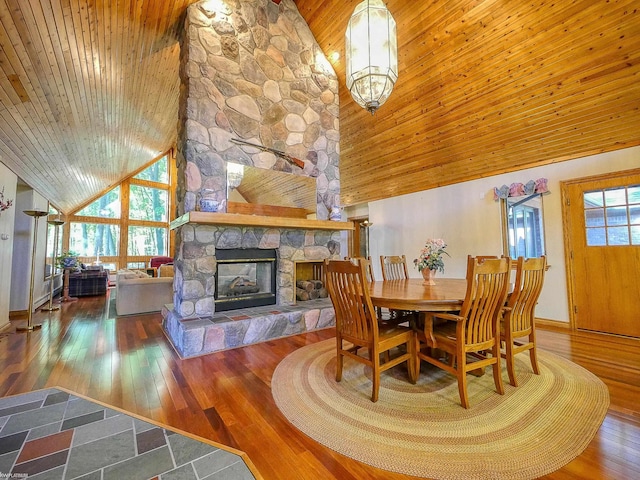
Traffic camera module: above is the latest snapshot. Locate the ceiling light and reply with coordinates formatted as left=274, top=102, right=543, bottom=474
left=345, top=0, right=398, bottom=115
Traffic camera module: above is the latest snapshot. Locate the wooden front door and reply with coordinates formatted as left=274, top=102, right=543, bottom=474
left=562, top=168, right=640, bottom=337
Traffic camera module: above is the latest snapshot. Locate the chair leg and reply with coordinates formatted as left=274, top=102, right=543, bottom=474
left=492, top=344, right=505, bottom=395
left=407, top=336, right=417, bottom=384
left=457, top=353, right=469, bottom=409
left=528, top=331, right=540, bottom=375
left=414, top=337, right=421, bottom=380
left=336, top=339, right=344, bottom=382
left=505, top=337, right=518, bottom=387
left=529, top=346, right=540, bottom=376
left=371, top=350, right=381, bottom=402
left=458, top=369, right=469, bottom=409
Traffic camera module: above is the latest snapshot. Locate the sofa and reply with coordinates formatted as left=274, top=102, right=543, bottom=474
left=68, top=269, right=108, bottom=297
left=115, top=271, right=174, bottom=316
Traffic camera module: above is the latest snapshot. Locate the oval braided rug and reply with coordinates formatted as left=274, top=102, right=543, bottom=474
left=272, top=339, right=609, bottom=480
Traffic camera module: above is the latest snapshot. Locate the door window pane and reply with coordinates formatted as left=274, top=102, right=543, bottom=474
left=586, top=227, right=606, bottom=246
left=604, top=188, right=626, bottom=206
left=69, top=223, right=120, bottom=257
left=585, top=208, right=605, bottom=227
left=607, top=227, right=629, bottom=246
left=129, top=185, right=168, bottom=222
left=584, top=191, right=604, bottom=207
left=630, top=204, right=640, bottom=224
left=128, top=226, right=168, bottom=256
left=605, top=206, right=628, bottom=226
left=584, top=185, right=638, bottom=246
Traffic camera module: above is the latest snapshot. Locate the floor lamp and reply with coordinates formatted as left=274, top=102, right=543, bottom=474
left=17, top=209, right=48, bottom=332
left=41, top=217, right=64, bottom=312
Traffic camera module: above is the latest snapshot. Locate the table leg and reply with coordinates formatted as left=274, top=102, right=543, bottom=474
left=59, top=269, right=78, bottom=303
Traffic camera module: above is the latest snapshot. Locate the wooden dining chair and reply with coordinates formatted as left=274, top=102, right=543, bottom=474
left=416, top=256, right=511, bottom=408
left=324, top=259, right=417, bottom=402
left=501, top=256, right=547, bottom=386
left=380, top=255, right=409, bottom=280
left=347, top=256, right=414, bottom=328
left=345, top=256, right=375, bottom=282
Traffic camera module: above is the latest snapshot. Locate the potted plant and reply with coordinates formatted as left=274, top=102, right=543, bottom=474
left=56, top=250, right=80, bottom=269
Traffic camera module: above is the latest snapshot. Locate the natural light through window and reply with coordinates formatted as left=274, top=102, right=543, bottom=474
left=584, top=185, right=640, bottom=246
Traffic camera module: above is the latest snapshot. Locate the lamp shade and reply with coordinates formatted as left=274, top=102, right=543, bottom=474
left=345, top=0, right=398, bottom=115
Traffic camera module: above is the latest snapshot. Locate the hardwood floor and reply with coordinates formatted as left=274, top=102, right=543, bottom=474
left=1, top=291, right=639, bottom=480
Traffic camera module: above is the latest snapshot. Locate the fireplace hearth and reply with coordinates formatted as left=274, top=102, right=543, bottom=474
left=215, top=248, right=277, bottom=312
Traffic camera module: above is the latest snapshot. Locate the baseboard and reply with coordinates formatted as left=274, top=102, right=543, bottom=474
left=9, top=310, right=27, bottom=320
left=535, top=317, right=570, bottom=330
left=0, top=321, right=12, bottom=333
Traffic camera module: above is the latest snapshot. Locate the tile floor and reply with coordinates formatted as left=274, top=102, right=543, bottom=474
left=0, top=388, right=256, bottom=480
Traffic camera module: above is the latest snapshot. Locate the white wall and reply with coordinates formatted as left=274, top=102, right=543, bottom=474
left=0, top=164, right=17, bottom=329
left=10, top=186, right=50, bottom=313
left=366, top=146, right=640, bottom=323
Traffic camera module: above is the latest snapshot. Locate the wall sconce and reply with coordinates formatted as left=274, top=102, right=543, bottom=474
left=345, top=0, right=398, bottom=115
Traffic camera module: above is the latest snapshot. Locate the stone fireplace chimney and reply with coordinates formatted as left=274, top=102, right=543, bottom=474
left=171, top=0, right=342, bottom=321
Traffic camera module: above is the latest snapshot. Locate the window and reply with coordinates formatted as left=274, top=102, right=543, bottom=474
left=66, top=154, right=172, bottom=270
left=134, top=155, right=169, bottom=184
left=584, top=185, right=640, bottom=246
left=69, top=223, right=120, bottom=257
left=75, top=187, right=120, bottom=219
left=129, top=185, right=168, bottom=222
left=502, top=194, right=546, bottom=259
left=128, top=226, right=167, bottom=256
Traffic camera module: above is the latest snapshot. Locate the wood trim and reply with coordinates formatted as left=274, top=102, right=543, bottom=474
left=227, top=202, right=308, bottom=219
left=535, top=318, right=571, bottom=330
left=346, top=215, right=368, bottom=258
left=170, top=212, right=354, bottom=231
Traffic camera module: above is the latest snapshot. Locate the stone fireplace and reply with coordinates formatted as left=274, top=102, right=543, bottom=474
left=162, top=0, right=349, bottom=358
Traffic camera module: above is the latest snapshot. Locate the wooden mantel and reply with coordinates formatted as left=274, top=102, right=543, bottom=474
left=170, top=211, right=354, bottom=231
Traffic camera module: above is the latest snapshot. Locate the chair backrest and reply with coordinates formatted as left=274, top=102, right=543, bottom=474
left=468, top=255, right=499, bottom=262
left=325, top=259, right=378, bottom=344
left=380, top=255, right=409, bottom=280
left=150, top=256, right=173, bottom=268
left=345, top=256, right=375, bottom=282
left=459, top=256, right=511, bottom=347
left=506, top=256, right=546, bottom=334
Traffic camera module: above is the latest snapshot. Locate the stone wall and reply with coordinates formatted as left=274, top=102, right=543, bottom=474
left=177, top=0, right=340, bottom=218
left=173, top=0, right=341, bottom=317
left=176, top=224, right=340, bottom=317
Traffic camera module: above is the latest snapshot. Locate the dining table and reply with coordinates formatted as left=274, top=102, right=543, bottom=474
left=368, top=278, right=468, bottom=346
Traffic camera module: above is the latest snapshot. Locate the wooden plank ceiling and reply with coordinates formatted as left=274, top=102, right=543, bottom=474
left=296, top=0, right=640, bottom=206
left=0, top=0, right=197, bottom=213
left=0, top=0, right=638, bottom=213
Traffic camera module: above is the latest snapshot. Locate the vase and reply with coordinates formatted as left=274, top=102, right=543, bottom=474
left=421, top=268, right=436, bottom=285
left=62, top=257, right=77, bottom=268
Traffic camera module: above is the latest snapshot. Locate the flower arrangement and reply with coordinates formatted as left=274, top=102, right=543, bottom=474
left=0, top=186, right=13, bottom=212
left=414, top=238, right=449, bottom=274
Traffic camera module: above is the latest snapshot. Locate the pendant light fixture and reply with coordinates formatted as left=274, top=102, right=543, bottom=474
left=345, top=0, right=397, bottom=115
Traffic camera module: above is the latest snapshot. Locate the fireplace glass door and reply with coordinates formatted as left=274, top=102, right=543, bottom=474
left=215, top=249, right=277, bottom=311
